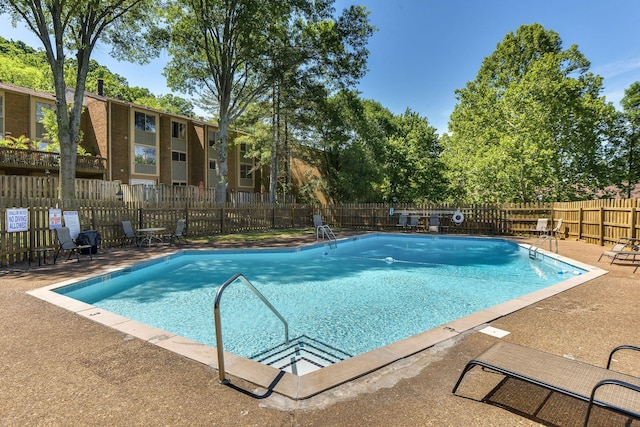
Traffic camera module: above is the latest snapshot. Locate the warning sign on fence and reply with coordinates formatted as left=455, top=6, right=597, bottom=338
left=6, top=208, right=29, bottom=233
left=49, top=209, right=62, bottom=229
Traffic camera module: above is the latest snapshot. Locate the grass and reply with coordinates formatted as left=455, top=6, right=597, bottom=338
left=189, top=228, right=315, bottom=244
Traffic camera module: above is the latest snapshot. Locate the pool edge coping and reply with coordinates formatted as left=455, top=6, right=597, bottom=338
left=26, top=236, right=608, bottom=400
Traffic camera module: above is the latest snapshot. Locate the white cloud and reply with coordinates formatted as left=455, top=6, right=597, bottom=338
left=593, top=57, right=640, bottom=80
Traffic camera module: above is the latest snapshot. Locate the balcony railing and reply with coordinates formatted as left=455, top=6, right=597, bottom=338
left=0, top=147, right=107, bottom=174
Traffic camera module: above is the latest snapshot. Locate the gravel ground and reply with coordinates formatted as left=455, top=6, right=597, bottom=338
left=1, top=233, right=638, bottom=426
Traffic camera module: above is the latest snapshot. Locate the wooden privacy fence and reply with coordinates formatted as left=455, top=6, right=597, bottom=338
left=2, top=199, right=640, bottom=267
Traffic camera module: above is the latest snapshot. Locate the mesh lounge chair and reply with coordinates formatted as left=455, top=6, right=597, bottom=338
left=453, top=341, right=640, bottom=427
left=121, top=220, right=142, bottom=247
left=164, top=219, right=186, bottom=246
left=53, top=227, right=93, bottom=263
left=598, top=237, right=640, bottom=264
left=428, top=214, right=440, bottom=233
left=407, top=215, right=420, bottom=232
left=551, top=218, right=563, bottom=237
left=530, top=218, right=549, bottom=235
left=396, top=214, right=408, bottom=230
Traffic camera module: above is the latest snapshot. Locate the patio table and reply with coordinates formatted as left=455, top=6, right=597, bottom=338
left=137, top=227, right=166, bottom=247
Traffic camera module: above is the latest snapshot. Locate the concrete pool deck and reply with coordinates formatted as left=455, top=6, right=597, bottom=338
left=1, top=233, right=639, bottom=426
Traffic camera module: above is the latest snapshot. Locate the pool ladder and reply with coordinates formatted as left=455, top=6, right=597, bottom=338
left=317, top=226, right=337, bottom=248
left=529, top=233, right=558, bottom=259
left=213, top=273, right=289, bottom=384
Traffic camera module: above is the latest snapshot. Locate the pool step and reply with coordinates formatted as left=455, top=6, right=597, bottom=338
left=251, top=335, right=352, bottom=375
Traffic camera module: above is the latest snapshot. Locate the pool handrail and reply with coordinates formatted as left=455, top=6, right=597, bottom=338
left=213, top=272, right=289, bottom=384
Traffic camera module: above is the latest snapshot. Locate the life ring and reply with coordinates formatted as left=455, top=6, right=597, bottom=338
left=452, top=210, right=464, bottom=225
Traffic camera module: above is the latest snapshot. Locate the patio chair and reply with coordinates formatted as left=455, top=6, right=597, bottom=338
left=53, top=226, right=93, bottom=263
left=551, top=218, right=563, bottom=237
left=453, top=341, right=640, bottom=427
left=121, top=220, right=142, bottom=247
left=164, top=219, right=186, bottom=246
left=598, top=237, right=640, bottom=264
left=428, top=214, right=440, bottom=233
left=407, top=215, right=420, bottom=232
left=530, top=218, right=549, bottom=235
left=396, top=214, right=408, bottom=230
left=313, top=214, right=336, bottom=241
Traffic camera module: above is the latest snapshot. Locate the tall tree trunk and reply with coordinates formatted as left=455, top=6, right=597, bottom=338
left=269, top=84, right=280, bottom=203
left=216, top=113, right=230, bottom=204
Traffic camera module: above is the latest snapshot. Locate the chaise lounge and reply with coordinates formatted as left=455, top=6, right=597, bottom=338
left=598, top=237, right=640, bottom=265
left=452, top=341, right=640, bottom=426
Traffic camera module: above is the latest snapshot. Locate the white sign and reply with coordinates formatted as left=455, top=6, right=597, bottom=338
left=49, top=208, right=62, bottom=230
left=63, top=211, right=81, bottom=239
left=6, top=208, right=29, bottom=233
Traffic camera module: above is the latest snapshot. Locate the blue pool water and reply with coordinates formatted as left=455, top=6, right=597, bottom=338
left=57, top=235, right=583, bottom=360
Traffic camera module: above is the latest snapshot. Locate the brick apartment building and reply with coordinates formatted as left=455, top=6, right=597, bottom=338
left=0, top=81, right=257, bottom=193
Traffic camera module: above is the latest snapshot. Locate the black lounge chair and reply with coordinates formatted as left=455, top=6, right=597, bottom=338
left=53, top=227, right=93, bottom=263
left=396, top=214, right=408, bottom=230
left=453, top=341, right=640, bottom=426
left=121, top=220, right=143, bottom=247
left=164, top=219, right=186, bottom=246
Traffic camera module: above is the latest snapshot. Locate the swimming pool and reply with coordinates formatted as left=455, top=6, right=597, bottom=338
left=30, top=234, right=606, bottom=399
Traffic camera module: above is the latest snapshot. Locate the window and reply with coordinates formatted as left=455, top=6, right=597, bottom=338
left=240, top=164, right=253, bottom=179
left=207, top=129, right=218, bottom=186
left=208, top=130, right=217, bottom=147
left=133, top=110, right=158, bottom=175
left=35, top=101, right=55, bottom=149
left=237, top=141, right=254, bottom=188
left=135, top=112, right=156, bottom=133
left=172, top=151, right=187, bottom=162
left=134, top=146, right=157, bottom=166
left=172, top=122, right=186, bottom=139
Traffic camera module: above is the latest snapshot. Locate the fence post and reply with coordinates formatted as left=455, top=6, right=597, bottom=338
left=91, top=207, right=97, bottom=230
left=291, top=206, right=295, bottom=228
left=578, top=207, right=583, bottom=241
left=631, top=207, right=636, bottom=240
left=220, top=207, right=225, bottom=234
left=599, top=207, right=604, bottom=246
left=272, top=206, right=276, bottom=229
left=184, top=206, right=189, bottom=235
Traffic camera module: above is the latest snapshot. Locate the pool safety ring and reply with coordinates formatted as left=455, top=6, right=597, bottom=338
left=452, top=210, right=464, bottom=225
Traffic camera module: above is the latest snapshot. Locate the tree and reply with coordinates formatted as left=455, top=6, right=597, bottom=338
left=383, top=109, right=447, bottom=203
left=164, top=0, right=373, bottom=203
left=615, top=82, right=640, bottom=197
left=443, top=24, right=618, bottom=203
left=1, top=0, right=158, bottom=200
left=263, top=3, right=374, bottom=203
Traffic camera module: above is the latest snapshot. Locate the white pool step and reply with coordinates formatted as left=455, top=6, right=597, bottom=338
left=251, top=335, right=352, bottom=375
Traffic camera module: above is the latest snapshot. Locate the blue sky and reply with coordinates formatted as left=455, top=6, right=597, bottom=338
left=2, top=0, right=640, bottom=135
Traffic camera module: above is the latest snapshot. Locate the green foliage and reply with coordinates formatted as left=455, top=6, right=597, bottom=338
left=0, top=35, right=194, bottom=117
left=307, top=91, right=447, bottom=203
left=41, top=108, right=89, bottom=155
left=383, top=109, right=447, bottom=203
left=444, top=24, right=618, bottom=203
left=611, top=82, right=640, bottom=197
left=0, top=134, right=31, bottom=149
